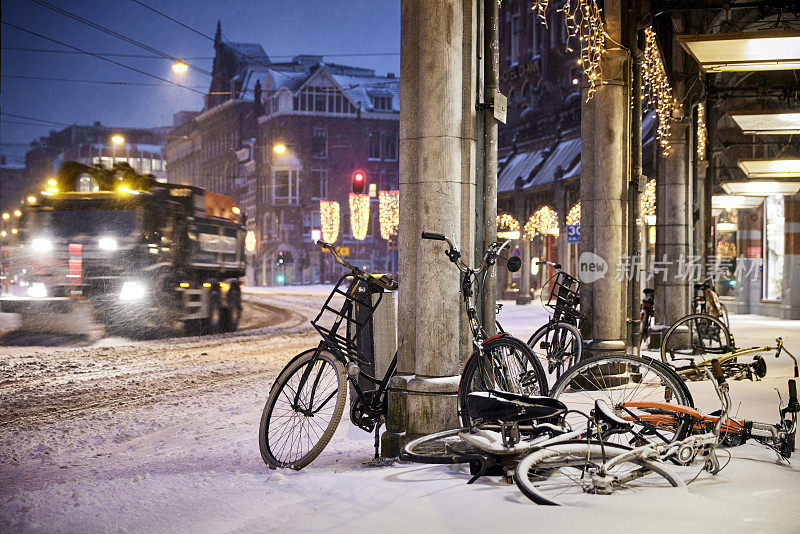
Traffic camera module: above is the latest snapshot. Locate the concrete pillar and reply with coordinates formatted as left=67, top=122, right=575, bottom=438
left=784, top=193, right=800, bottom=319
left=654, top=121, right=691, bottom=327
left=579, top=0, right=629, bottom=355
left=735, top=207, right=763, bottom=314
left=391, top=0, right=479, bottom=449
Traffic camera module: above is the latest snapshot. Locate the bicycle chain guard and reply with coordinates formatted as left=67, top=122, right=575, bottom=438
left=350, top=390, right=382, bottom=432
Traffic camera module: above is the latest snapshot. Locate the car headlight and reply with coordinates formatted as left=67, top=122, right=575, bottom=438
left=98, top=237, right=117, bottom=251
left=31, top=238, right=52, bottom=253
left=28, top=283, right=48, bottom=298
left=119, top=281, right=146, bottom=301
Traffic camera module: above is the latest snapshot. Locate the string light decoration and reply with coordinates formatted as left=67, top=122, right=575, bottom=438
left=696, top=102, right=707, bottom=161
left=524, top=206, right=559, bottom=240
left=716, top=240, right=736, bottom=258
left=643, top=26, right=678, bottom=156
left=531, top=0, right=606, bottom=101
left=320, top=200, right=340, bottom=243
left=497, top=213, right=520, bottom=232
left=349, top=193, right=370, bottom=241
left=378, top=190, right=399, bottom=240
left=566, top=202, right=581, bottom=226
left=640, top=179, right=656, bottom=218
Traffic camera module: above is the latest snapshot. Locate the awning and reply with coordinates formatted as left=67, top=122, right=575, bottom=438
left=497, top=149, right=546, bottom=192
left=530, top=138, right=581, bottom=186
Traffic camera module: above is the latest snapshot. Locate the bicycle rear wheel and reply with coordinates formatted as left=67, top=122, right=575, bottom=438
left=549, top=355, right=693, bottom=447
left=515, top=441, right=683, bottom=506
left=458, top=335, right=548, bottom=427
left=259, top=347, right=346, bottom=470
left=527, top=322, right=582, bottom=385
left=660, top=313, right=733, bottom=367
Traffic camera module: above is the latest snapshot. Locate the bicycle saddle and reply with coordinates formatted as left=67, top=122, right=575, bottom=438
left=466, top=391, right=567, bottom=423
left=643, top=288, right=654, bottom=295
left=593, top=399, right=632, bottom=432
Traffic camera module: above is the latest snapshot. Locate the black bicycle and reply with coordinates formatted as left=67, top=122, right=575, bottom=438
left=420, top=232, right=548, bottom=428
left=525, top=261, right=583, bottom=383
left=259, top=240, right=398, bottom=469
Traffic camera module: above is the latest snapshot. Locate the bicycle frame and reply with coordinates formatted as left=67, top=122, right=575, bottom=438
left=671, top=337, right=799, bottom=381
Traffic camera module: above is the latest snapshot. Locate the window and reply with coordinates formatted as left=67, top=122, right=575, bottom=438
left=273, top=169, right=300, bottom=205
left=312, top=129, right=327, bottom=159
left=293, top=86, right=356, bottom=114
left=368, top=132, right=382, bottom=160
left=311, top=169, right=328, bottom=199
left=383, top=131, right=398, bottom=161
left=764, top=195, right=784, bottom=301
left=511, top=15, right=521, bottom=64
left=532, top=17, right=541, bottom=56
left=373, top=95, right=392, bottom=111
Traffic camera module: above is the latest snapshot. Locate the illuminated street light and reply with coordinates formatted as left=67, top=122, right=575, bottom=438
left=738, top=159, right=800, bottom=179
left=1, top=213, right=9, bottom=220
left=111, top=135, right=125, bottom=145
left=13, top=210, right=22, bottom=217
left=27, top=196, right=37, bottom=204
left=172, top=61, right=189, bottom=73
left=11, top=229, right=18, bottom=235
left=273, top=143, right=287, bottom=154
left=677, top=30, right=800, bottom=72
left=730, top=111, right=800, bottom=135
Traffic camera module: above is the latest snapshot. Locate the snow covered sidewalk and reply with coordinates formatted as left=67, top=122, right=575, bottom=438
left=2, top=293, right=800, bottom=533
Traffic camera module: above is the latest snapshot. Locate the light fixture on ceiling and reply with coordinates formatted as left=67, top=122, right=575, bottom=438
left=729, top=111, right=800, bottom=135
left=737, top=159, right=800, bottom=179
left=677, top=30, right=800, bottom=72
left=721, top=181, right=800, bottom=196
left=711, top=195, right=764, bottom=210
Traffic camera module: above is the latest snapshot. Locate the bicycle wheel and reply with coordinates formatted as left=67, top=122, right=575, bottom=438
left=527, top=322, right=582, bottom=385
left=402, top=427, right=484, bottom=464
left=549, top=355, right=693, bottom=447
left=259, top=347, right=347, bottom=470
left=660, top=313, right=733, bottom=367
left=719, top=302, right=730, bottom=330
left=458, top=335, right=548, bottom=427
left=515, top=441, right=683, bottom=506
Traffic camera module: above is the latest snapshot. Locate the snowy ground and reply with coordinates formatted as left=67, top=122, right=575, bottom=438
left=2, top=289, right=800, bottom=533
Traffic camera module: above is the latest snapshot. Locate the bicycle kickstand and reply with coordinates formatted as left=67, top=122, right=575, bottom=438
left=373, top=423, right=381, bottom=460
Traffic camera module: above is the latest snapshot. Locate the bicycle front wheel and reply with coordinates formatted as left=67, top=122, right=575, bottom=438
left=402, top=427, right=483, bottom=464
left=458, top=335, right=548, bottom=427
left=527, top=322, right=582, bottom=385
left=549, top=355, right=694, bottom=446
left=660, top=313, right=733, bottom=367
left=515, top=441, right=683, bottom=506
left=259, top=347, right=346, bottom=470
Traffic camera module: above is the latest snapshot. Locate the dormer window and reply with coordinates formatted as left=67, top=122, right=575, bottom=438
left=373, top=95, right=392, bottom=111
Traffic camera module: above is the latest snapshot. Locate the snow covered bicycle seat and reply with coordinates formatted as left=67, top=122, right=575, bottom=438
left=466, top=390, right=567, bottom=423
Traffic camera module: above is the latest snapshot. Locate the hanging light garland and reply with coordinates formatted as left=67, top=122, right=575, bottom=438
left=640, top=179, right=656, bottom=218
left=643, top=26, right=678, bottom=157
left=497, top=213, right=521, bottom=239
left=378, top=190, right=399, bottom=240
left=524, top=206, right=559, bottom=240
left=696, top=102, right=707, bottom=161
left=531, top=0, right=606, bottom=101
left=320, top=200, right=340, bottom=243
left=566, top=202, right=581, bottom=226
left=349, top=193, right=370, bottom=241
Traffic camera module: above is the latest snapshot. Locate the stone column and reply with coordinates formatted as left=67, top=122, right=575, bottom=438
left=391, top=0, right=478, bottom=448
left=555, top=179, right=569, bottom=272
left=654, top=121, right=691, bottom=327
left=783, top=193, right=800, bottom=319
left=516, top=187, right=531, bottom=304
left=735, top=207, right=763, bottom=314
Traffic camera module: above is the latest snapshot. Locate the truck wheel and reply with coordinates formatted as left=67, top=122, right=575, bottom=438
left=202, top=291, right=223, bottom=334
left=222, top=287, right=241, bottom=332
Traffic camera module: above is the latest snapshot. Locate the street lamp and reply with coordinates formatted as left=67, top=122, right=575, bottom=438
left=111, top=135, right=125, bottom=145
left=27, top=196, right=36, bottom=204
left=172, top=61, right=188, bottom=73
left=273, top=143, right=287, bottom=154
left=13, top=210, right=21, bottom=217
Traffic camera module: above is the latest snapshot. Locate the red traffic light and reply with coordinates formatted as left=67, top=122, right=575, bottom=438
left=352, top=170, right=366, bottom=194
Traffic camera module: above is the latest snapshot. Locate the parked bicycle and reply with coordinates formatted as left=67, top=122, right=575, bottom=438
left=525, top=261, right=583, bottom=384
left=693, top=282, right=730, bottom=329
left=640, top=288, right=655, bottom=349
left=259, top=240, right=398, bottom=470
left=516, top=360, right=799, bottom=505
left=420, top=232, right=549, bottom=427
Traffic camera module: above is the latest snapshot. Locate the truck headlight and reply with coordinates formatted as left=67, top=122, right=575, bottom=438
left=98, top=237, right=117, bottom=251
left=31, top=238, right=52, bottom=253
left=119, top=281, right=146, bottom=301
left=28, top=283, right=48, bottom=298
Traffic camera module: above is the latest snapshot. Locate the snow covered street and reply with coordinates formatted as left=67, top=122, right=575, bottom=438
left=2, top=289, right=800, bottom=533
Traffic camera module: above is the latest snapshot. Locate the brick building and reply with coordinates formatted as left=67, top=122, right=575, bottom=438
left=164, top=24, right=400, bottom=286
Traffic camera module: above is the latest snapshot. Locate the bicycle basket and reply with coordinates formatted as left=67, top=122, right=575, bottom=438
left=311, top=274, right=384, bottom=365
left=546, top=272, right=581, bottom=312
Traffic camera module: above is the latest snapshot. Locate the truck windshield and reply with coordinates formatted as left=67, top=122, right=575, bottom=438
left=32, top=209, right=139, bottom=238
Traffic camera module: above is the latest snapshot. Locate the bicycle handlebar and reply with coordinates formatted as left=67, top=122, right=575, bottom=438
left=711, top=359, right=726, bottom=385
left=537, top=259, right=562, bottom=270
left=315, top=240, right=398, bottom=291
left=421, top=231, right=512, bottom=275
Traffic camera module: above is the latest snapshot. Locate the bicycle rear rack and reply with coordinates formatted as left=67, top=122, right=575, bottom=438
left=312, top=273, right=384, bottom=365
